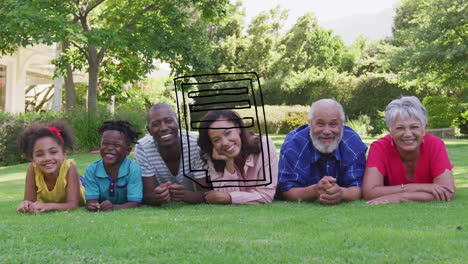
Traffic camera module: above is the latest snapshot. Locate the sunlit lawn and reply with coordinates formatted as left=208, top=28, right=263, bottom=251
left=0, top=136, right=466, bottom=263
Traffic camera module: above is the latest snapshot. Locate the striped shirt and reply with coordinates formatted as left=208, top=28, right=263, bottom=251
left=134, top=131, right=207, bottom=192
left=278, top=124, right=367, bottom=192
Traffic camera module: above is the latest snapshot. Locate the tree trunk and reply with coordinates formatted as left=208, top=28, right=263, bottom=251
left=65, top=63, right=76, bottom=110
left=87, top=45, right=99, bottom=113
left=63, top=41, right=76, bottom=111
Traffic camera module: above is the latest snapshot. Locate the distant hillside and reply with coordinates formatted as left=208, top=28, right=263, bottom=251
left=322, top=8, right=395, bottom=44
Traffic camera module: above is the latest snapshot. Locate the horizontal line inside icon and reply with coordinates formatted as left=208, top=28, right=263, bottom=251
left=188, top=87, right=248, bottom=98
left=189, top=100, right=251, bottom=112
left=191, top=117, right=254, bottom=129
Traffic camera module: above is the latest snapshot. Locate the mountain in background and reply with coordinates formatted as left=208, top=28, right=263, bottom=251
left=322, top=8, right=395, bottom=44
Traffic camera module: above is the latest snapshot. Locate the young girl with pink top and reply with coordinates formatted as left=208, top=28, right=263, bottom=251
left=17, top=121, right=85, bottom=213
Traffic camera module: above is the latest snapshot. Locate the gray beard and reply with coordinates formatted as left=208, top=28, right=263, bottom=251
left=309, top=128, right=343, bottom=154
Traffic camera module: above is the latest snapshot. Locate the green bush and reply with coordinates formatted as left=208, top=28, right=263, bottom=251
left=279, top=68, right=353, bottom=106
left=422, top=96, right=459, bottom=129
left=0, top=111, right=61, bottom=166
left=63, top=107, right=111, bottom=152
left=0, top=111, right=12, bottom=123
left=0, top=117, right=29, bottom=166
left=262, top=71, right=420, bottom=136
left=345, top=74, right=397, bottom=119
left=282, top=112, right=308, bottom=134
left=0, top=104, right=151, bottom=165
left=235, top=105, right=309, bottom=134
left=344, top=73, right=419, bottom=135
left=113, top=106, right=148, bottom=137
left=454, top=110, right=468, bottom=135
left=347, top=115, right=372, bottom=138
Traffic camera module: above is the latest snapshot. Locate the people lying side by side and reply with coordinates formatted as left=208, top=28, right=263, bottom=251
left=84, top=121, right=143, bottom=212
left=135, top=103, right=209, bottom=205
left=17, top=121, right=85, bottom=213
left=197, top=109, right=278, bottom=205
left=363, top=96, right=455, bottom=205
left=278, top=99, right=367, bottom=205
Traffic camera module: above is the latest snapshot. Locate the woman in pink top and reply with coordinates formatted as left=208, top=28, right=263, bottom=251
left=197, top=109, right=278, bottom=204
left=363, top=96, right=455, bottom=204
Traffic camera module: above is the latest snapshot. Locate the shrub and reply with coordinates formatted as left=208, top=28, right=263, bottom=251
left=346, top=74, right=394, bottom=119
left=235, top=105, right=309, bottom=134
left=279, top=68, right=352, bottom=106
left=347, top=115, right=372, bottom=138
left=282, top=112, right=308, bottom=134
left=0, top=111, right=61, bottom=166
left=422, top=96, right=459, bottom=129
left=371, top=110, right=388, bottom=137
left=0, top=117, right=29, bottom=166
left=0, top=111, right=12, bottom=123
left=344, top=73, right=419, bottom=135
left=454, top=110, right=468, bottom=135
left=113, top=106, right=148, bottom=137
left=63, top=107, right=111, bottom=152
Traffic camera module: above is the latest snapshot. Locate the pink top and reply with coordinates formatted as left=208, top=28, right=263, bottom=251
left=207, top=136, right=278, bottom=204
left=366, top=134, right=453, bottom=185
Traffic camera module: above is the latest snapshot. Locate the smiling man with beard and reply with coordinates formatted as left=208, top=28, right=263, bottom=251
left=135, top=103, right=208, bottom=205
left=278, top=99, right=367, bottom=205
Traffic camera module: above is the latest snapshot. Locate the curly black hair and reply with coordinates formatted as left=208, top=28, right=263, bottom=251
left=18, top=121, right=74, bottom=160
left=97, top=120, right=141, bottom=146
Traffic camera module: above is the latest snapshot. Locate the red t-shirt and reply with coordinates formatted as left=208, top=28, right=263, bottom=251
left=366, top=134, right=453, bottom=185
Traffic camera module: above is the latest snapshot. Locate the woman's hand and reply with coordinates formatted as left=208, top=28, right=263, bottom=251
left=212, top=148, right=229, bottom=161
left=422, top=184, right=454, bottom=201
left=28, top=201, right=50, bottom=213
left=204, top=191, right=232, bottom=204
left=17, top=200, right=33, bottom=213
left=367, top=193, right=403, bottom=205
left=212, top=148, right=236, bottom=174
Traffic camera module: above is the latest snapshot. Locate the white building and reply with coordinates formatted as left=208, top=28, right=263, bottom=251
left=0, top=44, right=86, bottom=113
left=0, top=45, right=171, bottom=114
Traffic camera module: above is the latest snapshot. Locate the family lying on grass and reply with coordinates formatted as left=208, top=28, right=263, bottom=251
left=16, top=96, right=456, bottom=213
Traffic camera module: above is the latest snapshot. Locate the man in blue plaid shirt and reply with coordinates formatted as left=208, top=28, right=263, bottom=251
left=278, top=99, right=367, bottom=205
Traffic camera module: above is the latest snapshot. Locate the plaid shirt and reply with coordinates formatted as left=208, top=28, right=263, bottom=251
left=278, top=124, right=367, bottom=192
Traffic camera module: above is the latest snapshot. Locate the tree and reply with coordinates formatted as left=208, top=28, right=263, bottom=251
left=203, top=1, right=247, bottom=73
left=204, top=3, right=289, bottom=79
left=239, top=5, right=288, bottom=76
left=0, top=0, right=229, bottom=112
left=389, top=0, right=467, bottom=95
left=273, top=13, right=349, bottom=75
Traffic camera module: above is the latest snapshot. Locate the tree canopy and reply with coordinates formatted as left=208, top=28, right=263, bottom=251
left=389, top=0, right=467, bottom=94
left=0, top=0, right=229, bottom=112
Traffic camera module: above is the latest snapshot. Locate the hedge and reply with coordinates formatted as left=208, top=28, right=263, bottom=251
left=0, top=107, right=147, bottom=166
left=235, top=105, right=309, bottom=134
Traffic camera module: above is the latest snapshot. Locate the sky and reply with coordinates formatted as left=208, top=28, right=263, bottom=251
left=241, top=0, right=401, bottom=36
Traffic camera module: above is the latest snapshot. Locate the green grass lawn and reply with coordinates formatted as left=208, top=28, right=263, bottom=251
left=1, top=136, right=467, bottom=263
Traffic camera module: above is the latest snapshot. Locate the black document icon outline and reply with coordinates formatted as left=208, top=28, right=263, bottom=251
left=173, top=72, right=273, bottom=188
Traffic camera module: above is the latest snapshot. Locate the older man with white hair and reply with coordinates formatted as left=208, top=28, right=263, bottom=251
left=278, top=99, right=367, bottom=205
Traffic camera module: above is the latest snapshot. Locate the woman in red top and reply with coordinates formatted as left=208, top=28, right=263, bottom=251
left=363, top=96, right=455, bottom=204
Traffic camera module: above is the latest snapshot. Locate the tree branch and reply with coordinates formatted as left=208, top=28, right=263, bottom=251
left=70, top=41, right=89, bottom=61
left=97, top=47, right=107, bottom=64
left=123, top=3, right=157, bottom=29
left=85, top=0, right=106, bottom=16
left=79, top=0, right=90, bottom=17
